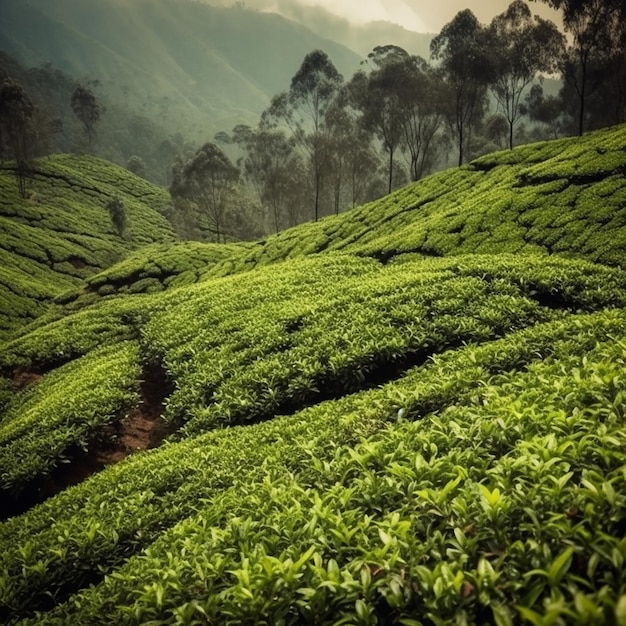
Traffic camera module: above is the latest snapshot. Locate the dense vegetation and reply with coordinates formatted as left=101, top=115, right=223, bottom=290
left=198, top=123, right=626, bottom=273
left=3, top=0, right=625, bottom=241
left=0, top=154, right=175, bottom=338
left=58, top=122, right=625, bottom=310
left=0, top=121, right=625, bottom=623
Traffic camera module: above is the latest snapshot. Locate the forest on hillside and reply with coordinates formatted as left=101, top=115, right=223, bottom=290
left=1, top=0, right=625, bottom=242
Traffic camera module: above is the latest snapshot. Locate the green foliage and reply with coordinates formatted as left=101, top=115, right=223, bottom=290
left=236, top=123, right=626, bottom=269
left=139, top=254, right=626, bottom=434
left=82, top=241, right=256, bottom=299
left=0, top=153, right=175, bottom=339
left=0, top=342, right=140, bottom=492
left=70, top=84, right=101, bottom=151
left=106, top=196, right=126, bottom=237
left=1, top=121, right=626, bottom=625
left=1, top=307, right=625, bottom=623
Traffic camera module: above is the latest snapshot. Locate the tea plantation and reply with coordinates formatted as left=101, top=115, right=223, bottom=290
left=0, top=155, right=175, bottom=339
left=1, top=125, right=626, bottom=624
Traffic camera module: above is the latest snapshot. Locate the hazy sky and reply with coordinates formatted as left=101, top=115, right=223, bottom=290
left=292, top=0, right=560, bottom=32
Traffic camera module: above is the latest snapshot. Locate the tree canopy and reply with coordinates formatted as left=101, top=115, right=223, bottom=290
left=487, top=0, right=565, bottom=148
left=0, top=78, right=35, bottom=197
left=71, top=84, right=101, bottom=151
left=170, top=142, right=239, bottom=242
left=430, top=9, right=492, bottom=166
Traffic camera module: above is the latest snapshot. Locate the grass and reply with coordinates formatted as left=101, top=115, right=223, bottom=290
left=1, top=125, right=626, bottom=624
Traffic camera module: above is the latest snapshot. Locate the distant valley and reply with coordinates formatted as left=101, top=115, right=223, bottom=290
left=0, top=0, right=421, bottom=138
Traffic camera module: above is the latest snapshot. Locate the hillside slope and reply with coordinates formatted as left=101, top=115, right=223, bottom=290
left=75, top=123, right=626, bottom=303
left=0, top=155, right=175, bottom=338
left=239, top=123, right=626, bottom=268
left=1, top=128, right=626, bottom=624
left=0, top=0, right=362, bottom=136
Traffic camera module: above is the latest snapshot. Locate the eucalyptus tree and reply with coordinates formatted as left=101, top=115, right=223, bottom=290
left=349, top=45, right=409, bottom=194
left=488, top=0, right=565, bottom=149
left=229, top=121, right=296, bottom=233
left=71, top=84, right=101, bottom=151
left=266, top=49, right=343, bottom=222
left=322, top=84, right=383, bottom=214
left=0, top=78, right=35, bottom=197
left=169, top=142, right=239, bottom=243
left=430, top=10, right=492, bottom=166
left=324, top=95, right=352, bottom=215
left=396, top=56, right=446, bottom=181
left=531, top=0, right=626, bottom=135
left=592, top=33, right=626, bottom=127
left=525, top=84, right=570, bottom=139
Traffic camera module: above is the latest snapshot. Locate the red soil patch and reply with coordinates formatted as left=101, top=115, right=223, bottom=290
left=1, top=362, right=176, bottom=519
left=12, top=367, right=44, bottom=389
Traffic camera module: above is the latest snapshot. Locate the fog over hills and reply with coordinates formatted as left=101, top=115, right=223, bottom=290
left=0, top=0, right=365, bottom=137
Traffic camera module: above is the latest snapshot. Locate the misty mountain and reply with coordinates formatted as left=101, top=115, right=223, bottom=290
left=0, top=0, right=363, bottom=139
left=212, top=0, right=434, bottom=58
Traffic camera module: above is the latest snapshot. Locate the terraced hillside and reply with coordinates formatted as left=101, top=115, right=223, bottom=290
left=1, top=126, right=626, bottom=625
left=240, top=123, right=626, bottom=269
left=0, top=155, right=175, bottom=338
left=72, top=123, right=626, bottom=304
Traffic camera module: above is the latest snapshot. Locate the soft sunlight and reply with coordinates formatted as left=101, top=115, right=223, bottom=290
left=297, top=0, right=426, bottom=31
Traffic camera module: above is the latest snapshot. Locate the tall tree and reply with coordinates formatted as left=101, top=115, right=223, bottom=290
left=231, top=122, right=296, bottom=233
left=170, top=142, right=239, bottom=243
left=532, top=0, right=626, bottom=135
left=488, top=1, right=565, bottom=149
left=267, top=50, right=343, bottom=222
left=71, top=84, right=101, bottom=151
left=323, top=86, right=381, bottom=214
left=349, top=46, right=409, bottom=194
left=591, top=31, right=626, bottom=127
left=430, top=10, right=492, bottom=166
left=396, top=56, right=446, bottom=181
left=524, top=84, right=569, bottom=139
left=0, top=79, right=35, bottom=197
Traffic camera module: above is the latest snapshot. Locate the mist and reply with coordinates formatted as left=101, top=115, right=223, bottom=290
left=215, top=0, right=561, bottom=33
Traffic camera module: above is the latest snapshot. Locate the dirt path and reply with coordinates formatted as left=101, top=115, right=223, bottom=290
left=1, top=361, right=175, bottom=519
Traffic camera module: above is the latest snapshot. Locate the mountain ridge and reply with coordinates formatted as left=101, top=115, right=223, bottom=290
left=0, top=0, right=363, bottom=136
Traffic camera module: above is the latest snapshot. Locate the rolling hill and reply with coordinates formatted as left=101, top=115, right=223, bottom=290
left=1, top=126, right=626, bottom=624
left=64, top=122, right=626, bottom=306
left=0, top=155, right=175, bottom=339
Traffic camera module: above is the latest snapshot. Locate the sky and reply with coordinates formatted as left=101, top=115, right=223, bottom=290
left=281, top=0, right=561, bottom=33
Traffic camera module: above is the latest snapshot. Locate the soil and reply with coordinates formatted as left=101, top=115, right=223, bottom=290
left=0, top=361, right=176, bottom=520
left=12, top=367, right=44, bottom=389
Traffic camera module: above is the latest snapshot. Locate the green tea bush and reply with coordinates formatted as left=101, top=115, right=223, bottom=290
left=0, top=155, right=175, bottom=339
left=2, top=125, right=626, bottom=625
left=0, top=342, right=140, bottom=491
left=3, top=309, right=624, bottom=624
left=230, top=124, right=626, bottom=270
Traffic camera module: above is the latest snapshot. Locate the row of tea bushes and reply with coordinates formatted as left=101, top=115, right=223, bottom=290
left=222, top=124, right=626, bottom=271
left=143, top=254, right=626, bottom=433
left=0, top=342, right=140, bottom=492
left=0, top=156, right=175, bottom=338
left=1, top=254, right=624, bottom=496
left=2, top=307, right=624, bottom=623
